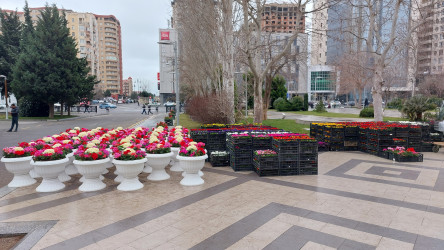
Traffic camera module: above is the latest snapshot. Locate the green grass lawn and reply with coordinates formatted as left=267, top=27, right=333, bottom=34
left=179, top=114, right=201, bottom=129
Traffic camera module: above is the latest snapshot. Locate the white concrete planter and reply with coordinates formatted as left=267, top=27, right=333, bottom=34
left=1, top=156, right=36, bottom=188
left=65, top=151, right=79, bottom=175
left=169, top=147, right=182, bottom=172
left=29, top=168, right=41, bottom=178
left=146, top=152, right=174, bottom=181
left=177, top=154, right=208, bottom=186
left=31, top=157, right=68, bottom=192
left=74, top=158, right=109, bottom=192
left=113, top=158, right=147, bottom=191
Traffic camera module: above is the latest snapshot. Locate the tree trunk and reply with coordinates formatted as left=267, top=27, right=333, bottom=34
left=372, top=62, right=384, bottom=121
left=357, top=87, right=363, bottom=109
left=60, top=101, right=64, bottom=116
left=254, top=76, right=263, bottom=123
left=68, top=105, right=71, bottom=116
left=48, top=103, right=54, bottom=118
left=262, top=74, right=273, bottom=121
left=222, top=0, right=235, bottom=124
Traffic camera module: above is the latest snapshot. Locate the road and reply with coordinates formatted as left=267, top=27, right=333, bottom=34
left=0, top=103, right=167, bottom=188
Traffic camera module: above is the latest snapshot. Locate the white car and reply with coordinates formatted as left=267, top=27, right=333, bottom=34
left=0, top=104, right=5, bottom=110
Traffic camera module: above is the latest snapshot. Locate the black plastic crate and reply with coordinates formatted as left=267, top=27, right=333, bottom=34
left=279, top=168, right=299, bottom=176
left=279, top=160, right=298, bottom=170
left=344, top=146, right=358, bottom=151
left=298, top=167, right=318, bottom=175
left=253, top=154, right=279, bottom=170
left=272, top=145, right=299, bottom=154
left=299, top=143, right=318, bottom=154
left=345, top=127, right=359, bottom=136
left=228, top=148, right=252, bottom=158
left=378, top=151, right=389, bottom=159
left=230, top=159, right=253, bottom=171
left=299, top=159, right=318, bottom=168
left=253, top=167, right=279, bottom=177
left=227, top=134, right=252, bottom=147
left=394, top=153, right=423, bottom=162
left=272, top=138, right=299, bottom=148
left=252, top=137, right=272, bottom=150
left=299, top=154, right=318, bottom=161
left=210, top=153, right=230, bottom=167
left=278, top=153, right=299, bottom=161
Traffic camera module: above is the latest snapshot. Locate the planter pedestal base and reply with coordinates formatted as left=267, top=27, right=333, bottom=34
left=58, top=171, right=71, bottom=182
left=117, top=177, right=143, bottom=191
left=143, top=164, right=152, bottom=173
left=29, top=169, right=41, bottom=178
left=147, top=169, right=170, bottom=181
left=9, top=174, right=36, bottom=188
left=79, top=178, right=106, bottom=192
left=182, top=170, right=203, bottom=177
left=80, top=175, right=104, bottom=182
left=37, top=178, right=65, bottom=192
left=65, top=165, right=79, bottom=175
left=180, top=173, right=204, bottom=186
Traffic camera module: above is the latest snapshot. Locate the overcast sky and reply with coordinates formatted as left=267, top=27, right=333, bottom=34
left=0, top=0, right=172, bottom=94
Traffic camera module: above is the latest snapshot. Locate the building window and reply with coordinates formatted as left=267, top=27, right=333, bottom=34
left=72, top=32, right=75, bottom=37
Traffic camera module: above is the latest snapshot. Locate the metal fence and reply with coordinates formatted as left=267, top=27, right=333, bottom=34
left=54, top=105, right=98, bottom=113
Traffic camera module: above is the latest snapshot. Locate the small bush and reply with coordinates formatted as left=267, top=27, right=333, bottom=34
left=273, top=97, right=285, bottom=109
left=387, top=98, right=403, bottom=109
left=424, top=112, right=437, bottom=121
left=303, top=94, right=309, bottom=111
left=359, top=107, right=374, bottom=118
left=290, top=96, right=304, bottom=111
left=314, top=100, right=327, bottom=113
left=276, top=99, right=292, bottom=111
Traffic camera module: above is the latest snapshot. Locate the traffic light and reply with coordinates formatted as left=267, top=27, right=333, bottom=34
left=158, top=82, right=160, bottom=90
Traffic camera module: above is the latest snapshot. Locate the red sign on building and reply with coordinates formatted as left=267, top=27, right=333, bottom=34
left=157, top=72, right=160, bottom=81
left=160, top=31, right=170, bottom=40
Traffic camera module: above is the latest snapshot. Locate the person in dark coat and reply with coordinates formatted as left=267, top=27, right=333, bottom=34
left=7, top=104, right=19, bottom=132
left=364, top=98, right=369, bottom=107
left=141, top=104, right=147, bottom=114
left=147, top=105, right=153, bottom=115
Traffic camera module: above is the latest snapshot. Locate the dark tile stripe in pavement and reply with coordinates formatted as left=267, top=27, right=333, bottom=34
left=192, top=203, right=444, bottom=249
left=0, top=180, right=81, bottom=207
left=325, top=159, right=444, bottom=192
left=365, top=166, right=420, bottom=180
left=204, top=167, right=444, bottom=215
left=264, top=226, right=376, bottom=250
left=0, top=220, right=58, bottom=250
left=0, top=184, right=116, bottom=221
left=44, top=177, right=247, bottom=250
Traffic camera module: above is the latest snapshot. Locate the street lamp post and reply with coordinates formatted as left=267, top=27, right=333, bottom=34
left=158, top=40, right=180, bottom=126
left=0, top=75, right=8, bottom=120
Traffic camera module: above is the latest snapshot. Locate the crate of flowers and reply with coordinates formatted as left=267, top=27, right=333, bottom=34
left=252, top=135, right=273, bottom=150
left=384, top=147, right=423, bottom=162
left=253, top=150, right=278, bottom=170
left=421, top=141, right=434, bottom=152
left=227, top=133, right=252, bottom=147
left=209, top=151, right=230, bottom=167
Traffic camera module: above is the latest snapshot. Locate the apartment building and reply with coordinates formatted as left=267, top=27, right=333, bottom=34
left=261, top=3, right=305, bottom=33
left=3, top=7, right=123, bottom=95
left=122, top=77, right=133, bottom=97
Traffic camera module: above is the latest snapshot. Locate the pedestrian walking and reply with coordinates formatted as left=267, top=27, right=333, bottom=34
left=155, top=106, right=158, bottom=113
left=7, top=103, right=19, bottom=132
left=147, top=105, right=153, bottom=115
left=84, top=103, right=90, bottom=113
left=141, top=104, right=147, bottom=114
left=364, top=98, right=369, bottom=108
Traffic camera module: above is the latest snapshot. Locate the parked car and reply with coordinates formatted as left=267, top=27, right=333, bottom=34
left=164, top=101, right=175, bottom=107
left=99, top=102, right=117, bottom=109
left=0, top=104, right=6, bottom=110
left=330, top=100, right=341, bottom=108
left=91, top=100, right=99, bottom=104
left=117, top=100, right=123, bottom=104
left=346, top=101, right=355, bottom=106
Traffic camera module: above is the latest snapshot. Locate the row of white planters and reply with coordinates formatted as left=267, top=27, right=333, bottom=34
left=1, top=150, right=208, bottom=193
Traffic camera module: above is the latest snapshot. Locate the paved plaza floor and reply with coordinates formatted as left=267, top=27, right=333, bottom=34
left=1, top=150, right=444, bottom=249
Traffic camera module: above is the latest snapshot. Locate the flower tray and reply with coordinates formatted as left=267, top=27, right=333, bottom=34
left=378, top=151, right=389, bottom=159
left=393, top=153, right=423, bottom=162
left=277, top=153, right=298, bottom=161
left=210, top=154, right=230, bottom=167
left=298, top=167, right=318, bottom=175
left=279, top=160, right=298, bottom=170
left=254, top=167, right=279, bottom=177
left=299, top=142, right=318, bottom=154
left=253, top=154, right=279, bottom=170
left=299, top=160, right=318, bottom=169
left=279, top=168, right=299, bottom=176
left=299, top=153, right=318, bottom=162
left=230, top=161, right=253, bottom=171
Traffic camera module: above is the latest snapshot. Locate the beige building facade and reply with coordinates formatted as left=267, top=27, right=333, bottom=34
left=4, top=7, right=123, bottom=95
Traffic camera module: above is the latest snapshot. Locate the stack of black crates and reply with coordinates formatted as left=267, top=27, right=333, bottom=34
left=227, top=134, right=253, bottom=171
left=253, top=152, right=279, bottom=176
left=324, top=126, right=345, bottom=151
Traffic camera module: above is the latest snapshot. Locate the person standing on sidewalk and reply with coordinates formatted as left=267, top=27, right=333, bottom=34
left=141, top=104, right=147, bottom=114
left=7, top=104, right=19, bottom=132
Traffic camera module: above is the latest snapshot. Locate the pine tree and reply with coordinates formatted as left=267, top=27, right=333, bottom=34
left=0, top=9, right=22, bottom=96
left=12, top=4, right=96, bottom=118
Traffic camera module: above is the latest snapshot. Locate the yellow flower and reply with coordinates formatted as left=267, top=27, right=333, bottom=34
left=124, top=148, right=135, bottom=154
left=121, top=142, right=132, bottom=148
left=72, top=137, right=80, bottom=141
left=156, top=143, right=162, bottom=148
left=63, top=140, right=71, bottom=144
left=53, top=143, right=62, bottom=148
left=42, top=137, right=53, bottom=143
left=120, top=138, right=131, bottom=143
left=186, top=145, right=197, bottom=151
left=61, top=132, right=69, bottom=136
left=189, top=141, right=197, bottom=146
left=69, top=129, right=77, bottom=134
left=116, top=127, right=123, bottom=130
left=78, top=132, right=88, bottom=137
left=86, top=143, right=96, bottom=148
left=14, top=147, right=24, bottom=151
left=96, top=127, right=102, bottom=130
left=91, top=139, right=100, bottom=145
left=175, top=126, right=182, bottom=129
left=108, top=130, right=116, bottom=135
left=74, top=127, right=80, bottom=130
left=85, top=148, right=100, bottom=154
left=135, top=127, right=143, bottom=131
left=43, top=149, right=55, bottom=155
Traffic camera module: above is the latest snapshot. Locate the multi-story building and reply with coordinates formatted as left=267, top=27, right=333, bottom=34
left=2, top=7, right=123, bottom=95
left=259, top=3, right=308, bottom=97
left=262, top=3, right=305, bottom=33
left=158, top=28, right=177, bottom=104
left=122, top=77, right=133, bottom=97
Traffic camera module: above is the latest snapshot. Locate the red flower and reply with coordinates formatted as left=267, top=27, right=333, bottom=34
left=91, top=153, right=98, bottom=160
left=407, top=148, right=416, bottom=153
